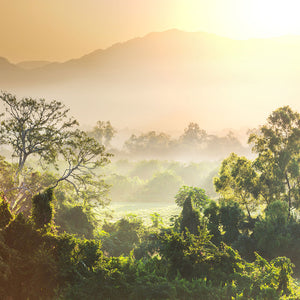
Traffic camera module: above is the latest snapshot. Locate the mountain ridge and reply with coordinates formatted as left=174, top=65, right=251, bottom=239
left=2, top=29, right=300, bottom=72
left=1, top=29, right=300, bottom=132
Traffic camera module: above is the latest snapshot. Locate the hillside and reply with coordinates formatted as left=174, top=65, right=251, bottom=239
left=1, top=29, right=300, bottom=131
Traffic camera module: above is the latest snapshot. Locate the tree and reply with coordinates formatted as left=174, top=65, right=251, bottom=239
left=205, top=131, right=245, bottom=158
left=31, top=188, right=54, bottom=229
left=219, top=200, right=245, bottom=245
left=150, top=212, right=163, bottom=228
left=124, top=131, right=171, bottom=157
left=180, top=122, right=207, bottom=144
left=253, top=201, right=299, bottom=261
left=101, top=215, right=144, bottom=256
left=10, top=170, right=56, bottom=215
left=0, top=93, right=111, bottom=213
left=47, top=129, right=112, bottom=212
left=55, top=205, right=95, bottom=238
left=180, top=195, right=201, bottom=235
left=0, top=155, right=15, bottom=201
left=214, top=153, right=260, bottom=217
left=0, top=92, right=77, bottom=177
left=204, top=201, right=222, bottom=246
left=0, top=197, right=12, bottom=228
left=248, top=106, right=300, bottom=215
left=0, top=155, right=57, bottom=214
left=139, top=170, right=183, bottom=202
left=175, top=186, right=210, bottom=211
left=89, top=120, right=116, bottom=147
left=52, top=129, right=111, bottom=192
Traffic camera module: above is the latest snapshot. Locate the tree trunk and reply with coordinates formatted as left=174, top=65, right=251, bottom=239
left=285, top=173, right=292, bottom=218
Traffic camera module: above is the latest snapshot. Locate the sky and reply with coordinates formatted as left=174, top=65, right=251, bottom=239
left=2, top=0, right=300, bottom=63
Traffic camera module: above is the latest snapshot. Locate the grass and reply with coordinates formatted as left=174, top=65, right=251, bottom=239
left=95, top=201, right=181, bottom=226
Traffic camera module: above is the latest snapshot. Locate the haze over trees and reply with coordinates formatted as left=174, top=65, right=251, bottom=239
left=88, top=120, right=117, bottom=148
left=0, top=92, right=111, bottom=214
left=249, top=106, right=300, bottom=215
left=122, top=123, right=247, bottom=160
left=0, top=94, right=300, bottom=299
left=214, top=106, right=300, bottom=216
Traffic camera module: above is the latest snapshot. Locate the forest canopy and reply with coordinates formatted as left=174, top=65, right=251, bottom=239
left=0, top=95, right=300, bottom=299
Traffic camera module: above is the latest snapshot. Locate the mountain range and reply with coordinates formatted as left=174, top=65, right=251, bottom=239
left=1, top=29, right=300, bottom=131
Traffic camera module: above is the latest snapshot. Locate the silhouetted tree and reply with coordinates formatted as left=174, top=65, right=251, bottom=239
left=31, top=188, right=54, bottom=228
left=180, top=195, right=201, bottom=235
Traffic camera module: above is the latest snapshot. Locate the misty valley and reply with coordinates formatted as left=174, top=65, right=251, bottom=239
left=3, top=0, right=300, bottom=298
left=0, top=92, right=300, bottom=299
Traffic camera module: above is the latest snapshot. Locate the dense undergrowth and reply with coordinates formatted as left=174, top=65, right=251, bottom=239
left=1, top=192, right=300, bottom=300
left=0, top=96, right=300, bottom=299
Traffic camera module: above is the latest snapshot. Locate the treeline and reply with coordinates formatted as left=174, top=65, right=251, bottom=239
left=0, top=93, right=300, bottom=299
left=87, top=121, right=249, bottom=160
left=103, top=160, right=219, bottom=203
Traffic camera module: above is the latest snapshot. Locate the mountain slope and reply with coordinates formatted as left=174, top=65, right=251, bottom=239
left=17, top=60, right=53, bottom=70
left=1, top=29, right=300, bottom=131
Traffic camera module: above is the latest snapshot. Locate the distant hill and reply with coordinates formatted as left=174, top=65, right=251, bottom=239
left=1, top=29, right=300, bottom=131
left=17, top=60, right=53, bottom=70
left=0, top=56, right=23, bottom=75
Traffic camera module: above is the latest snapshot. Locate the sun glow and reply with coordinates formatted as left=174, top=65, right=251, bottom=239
left=173, top=0, right=300, bottom=41
left=237, top=0, right=300, bottom=38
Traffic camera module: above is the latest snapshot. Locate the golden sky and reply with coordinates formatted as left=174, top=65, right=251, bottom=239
left=2, top=0, right=300, bottom=62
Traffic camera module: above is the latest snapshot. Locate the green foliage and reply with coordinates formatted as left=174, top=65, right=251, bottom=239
left=1, top=104, right=300, bottom=299
left=0, top=197, right=12, bottom=228
left=130, top=160, right=161, bottom=180
left=0, top=92, right=78, bottom=174
left=150, top=212, right=163, bottom=228
left=100, top=215, right=145, bottom=256
left=53, top=129, right=112, bottom=195
left=107, top=174, right=144, bottom=202
left=1, top=202, right=300, bottom=299
left=55, top=205, right=95, bottom=239
left=249, top=106, right=300, bottom=213
left=0, top=155, right=15, bottom=201
left=180, top=196, right=201, bottom=235
left=155, top=226, right=299, bottom=299
left=214, top=153, right=260, bottom=217
left=140, top=170, right=183, bottom=202
left=104, top=159, right=218, bottom=203
left=88, top=120, right=117, bottom=147
left=0, top=214, right=58, bottom=299
left=254, top=201, right=300, bottom=267
left=158, top=228, right=215, bottom=280
left=3, top=213, right=43, bottom=253
left=204, top=200, right=222, bottom=246
left=32, top=188, right=54, bottom=229
left=219, top=200, right=245, bottom=244
left=175, top=185, right=210, bottom=211
left=122, top=124, right=246, bottom=160
left=124, top=131, right=171, bottom=158
left=180, top=122, right=207, bottom=144
left=214, top=106, right=300, bottom=218
left=0, top=93, right=111, bottom=215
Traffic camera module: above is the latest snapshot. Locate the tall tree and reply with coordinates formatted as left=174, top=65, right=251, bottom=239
left=180, top=195, right=201, bottom=235
left=248, top=106, right=300, bottom=215
left=52, top=129, right=111, bottom=208
left=0, top=93, right=111, bottom=213
left=214, top=153, right=260, bottom=217
left=180, top=122, right=207, bottom=144
left=0, top=92, right=77, bottom=177
left=89, top=120, right=116, bottom=147
left=175, top=185, right=210, bottom=211
left=124, top=131, right=171, bottom=156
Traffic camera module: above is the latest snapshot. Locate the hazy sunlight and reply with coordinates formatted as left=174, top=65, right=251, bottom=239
left=237, top=0, right=300, bottom=38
